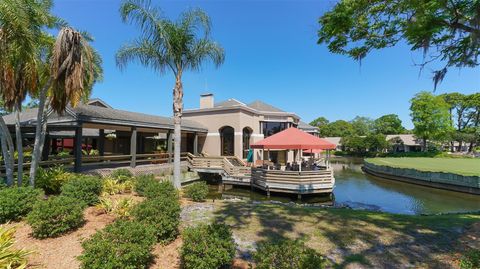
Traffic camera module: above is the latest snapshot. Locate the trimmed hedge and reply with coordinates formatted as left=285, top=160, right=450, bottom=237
left=131, top=196, right=180, bottom=243
left=184, top=182, right=209, bottom=202
left=79, top=220, right=156, bottom=269
left=60, top=175, right=103, bottom=206
left=253, top=239, right=326, bottom=269
left=133, top=174, right=157, bottom=196
left=143, top=180, right=178, bottom=200
left=0, top=187, right=44, bottom=223
left=26, top=196, right=85, bottom=238
left=181, top=223, right=236, bottom=269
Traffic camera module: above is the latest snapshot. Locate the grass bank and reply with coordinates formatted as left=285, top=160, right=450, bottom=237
left=365, top=157, right=480, bottom=176
left=208, top=200, right=480, bottom=268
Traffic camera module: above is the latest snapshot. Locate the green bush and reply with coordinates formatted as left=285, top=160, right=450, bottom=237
left=35, top=166, right=73, bottom=195
left=79, top=220, right=156, bottom=269
left=181, top=223, right=236, bottom=269
left=110, top=168, right=133, bottom=183
left=184, top=181, right=209, bottom=202
left=0, top=187, right=44, bottom=223
left=134, top=174, right=178, bottom=200
left=26, top=196, right=85, bottom=238
left=60, top=175, right=103, bottom=206
left=131, top=196, right=180, bottom=243
left=134, top=174, right=157, bottom=196
left=460, top=249, right=480, bottom=269
left=253, top=239, right=326, bottom=269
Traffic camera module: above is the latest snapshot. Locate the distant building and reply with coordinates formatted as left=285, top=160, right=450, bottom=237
left=323, top=134, right=422, bottom=152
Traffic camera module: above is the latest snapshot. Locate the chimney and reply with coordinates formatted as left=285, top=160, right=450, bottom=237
left=200, top=93, right=214, bottom=109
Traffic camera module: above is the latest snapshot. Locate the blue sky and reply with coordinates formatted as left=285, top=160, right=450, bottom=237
left=53, top=0, right=479, bottom=129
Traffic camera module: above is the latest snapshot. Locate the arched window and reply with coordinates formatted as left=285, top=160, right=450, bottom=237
left=242, top=127, right=252, bottom=159
left=219, top=126, right=234, bottom=156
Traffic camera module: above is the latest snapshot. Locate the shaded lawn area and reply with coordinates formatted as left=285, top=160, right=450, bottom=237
left=212, top=200, right=480, bottom=268
left=365, top=157, right=480, bottom=176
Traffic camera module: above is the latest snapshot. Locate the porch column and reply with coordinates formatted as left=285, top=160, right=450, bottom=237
left=193, top=132, right=198, bottom=155
left=130, top=127, right=137, bottom=168
left=74, top=125, right=83, bottom=172
left=98, top=129, right=105, bottom=156
left=41, top=134, right=50, bottom=161
left=167, top=131, right=173, bottom=163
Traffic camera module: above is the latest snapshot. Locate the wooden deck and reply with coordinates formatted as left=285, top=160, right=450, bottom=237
left=187, top=153, right=334, bottom=196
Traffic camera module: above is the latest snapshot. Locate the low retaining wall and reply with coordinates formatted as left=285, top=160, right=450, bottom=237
left=362, top=161, right=480, bottom=195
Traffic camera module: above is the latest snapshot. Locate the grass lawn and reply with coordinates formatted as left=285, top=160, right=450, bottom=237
left=365, top=157, right=480, bottom=176
left=207, top=200, right=480, bottom=268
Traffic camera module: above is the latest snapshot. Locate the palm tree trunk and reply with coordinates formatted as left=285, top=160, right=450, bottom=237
left=29, top=81, right=50, bottom=186
left=0, top=117, right=15, bottom=185
left=172, top=73, right=183, bottom=189
left=14, top=104, right=23, bottom=186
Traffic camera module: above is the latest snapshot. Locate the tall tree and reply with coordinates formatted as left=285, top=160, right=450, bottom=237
left=309, top=116, right=329, bottom=128
left=321, top=120, right=355, bottom=137
left=29, top=27, right=102, bottom=185
left=116, top=0, right=225, bottom=189
left=350, top=116, right=374, bottom=136
left=373, top=114, right=406, bottom=135
left=0, top=0, right=59, bottom=185
left=318, top=0, right=480, bottom=89
left=410, top=92, right=452, bottom=150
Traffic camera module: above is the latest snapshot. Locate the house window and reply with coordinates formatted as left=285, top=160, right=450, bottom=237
left=261, top=122, right=288, bottom=137
left=242, top=127, right=252, bottom=158
left=219, top=126, right=235, bottom=156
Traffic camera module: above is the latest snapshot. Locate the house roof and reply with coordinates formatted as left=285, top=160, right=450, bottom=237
left=297, top=121, right=318, bottom=133
left=247, top=100, right=284, bottom=112
left=251, top=127, right=336, bottom=150
left=3, top=99, right=207, bottom=133
left=185, top=97, right=300, bottom=120
left=386, top=134, right=421, bottom=146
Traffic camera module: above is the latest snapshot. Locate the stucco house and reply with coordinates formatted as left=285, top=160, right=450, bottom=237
left=183, top=93, right=317, bottom=161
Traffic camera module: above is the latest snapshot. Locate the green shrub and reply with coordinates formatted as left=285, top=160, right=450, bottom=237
left=131, top=196, right=180, bottom=243
left=110, top=168, right=133, bottom=183
left=26, top=196, right=85, bottom=238
left=0, top=187, right=43, bottom=223
left=184, top=181, right=209, bottom=202
left=60, top=175, right=103, bottom=206
left=35, top=166, right=73, bottom=195
left=0, top=225, right=32, bottom=268
left=79, top=220, right=156, bottom=269
left=460, top=249, right=480, bottom=269
left=134, top=174, right=178, bottom=199
left=143, top=180, right=178, bottom=200
left=134, top=174, right=156, bottom=196
left=253, top=239, right=326, bottom=269
left=102, top=177, right=134, bottom=195
left=181, top=223, right=236, bottom=269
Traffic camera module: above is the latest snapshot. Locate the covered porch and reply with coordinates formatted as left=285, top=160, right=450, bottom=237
left=1, top=100, right=208, bottom=175
left=250, top=127, right=336, bottom=197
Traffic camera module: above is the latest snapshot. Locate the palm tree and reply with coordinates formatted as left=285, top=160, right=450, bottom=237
left=29, top=27, right=103, bottom=185
left=116, top=0, right=225, bottom=189
left=0, top=0, right=59, bottom=186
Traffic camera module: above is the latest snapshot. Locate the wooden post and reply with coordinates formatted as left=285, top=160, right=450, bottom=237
left=74, top=126, right=83, bottom=172
left=167, top=131, right=173, bottom=163
left=130, top=127, right=137, bottom=168
left=98, top=129, right=105, bottom=156
left=193, top=132, right=198, bottom=155
left=41, top=134, right=50, bottom=161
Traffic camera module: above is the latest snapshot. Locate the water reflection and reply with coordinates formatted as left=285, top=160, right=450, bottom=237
left=207, top=158, right=480, bottom=215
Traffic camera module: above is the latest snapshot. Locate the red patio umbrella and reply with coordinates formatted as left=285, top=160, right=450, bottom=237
left=251, top=127, right=336, bottom=150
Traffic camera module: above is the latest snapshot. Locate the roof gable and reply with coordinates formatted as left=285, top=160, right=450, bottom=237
left=247, top=100, right=284, bottom=112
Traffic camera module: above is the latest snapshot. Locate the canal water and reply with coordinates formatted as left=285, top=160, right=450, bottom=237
left=207, top=158, right=480, bottom=215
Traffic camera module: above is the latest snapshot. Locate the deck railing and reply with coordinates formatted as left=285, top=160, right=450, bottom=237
left=187, top=153, right=251, bottom=177
left=0, top=152, right=188, bottom=176
left=251, top=167, right=334, bottom=194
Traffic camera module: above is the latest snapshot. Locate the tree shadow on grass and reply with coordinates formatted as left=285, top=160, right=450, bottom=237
left=213, top=199, right=480, bottom=268
left=317, top=208, right=480, bottom=268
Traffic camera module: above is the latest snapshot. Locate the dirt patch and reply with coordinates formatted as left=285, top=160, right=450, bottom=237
left=11, top=207, right=115, bottom=269
left=151, top=238, right=182, bottom=269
